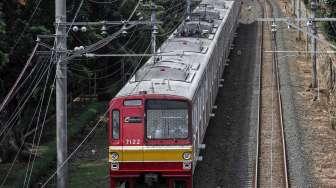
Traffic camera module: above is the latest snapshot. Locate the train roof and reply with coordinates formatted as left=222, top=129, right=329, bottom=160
left=115, top=0, right=237, bottom=100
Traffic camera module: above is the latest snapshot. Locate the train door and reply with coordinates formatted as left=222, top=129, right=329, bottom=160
left=121, top=99, right=144, bottom=165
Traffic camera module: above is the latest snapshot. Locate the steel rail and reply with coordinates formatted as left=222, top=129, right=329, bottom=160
left=253, top=0, right=264, bottom=186
left=272, top=22, right=289, bottom=188
left=254, top=0, right=289, bottom=187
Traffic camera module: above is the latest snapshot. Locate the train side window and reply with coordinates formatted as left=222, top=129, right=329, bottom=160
left=112, top=110, right=120, bottom=139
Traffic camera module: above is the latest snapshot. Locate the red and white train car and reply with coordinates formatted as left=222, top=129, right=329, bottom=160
left=108, top=0, right=241, bottom=187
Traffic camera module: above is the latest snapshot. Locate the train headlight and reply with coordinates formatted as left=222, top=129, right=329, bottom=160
left=110, top=152, right=119, bottom=160
left=182, top=152, right=192, bottom=160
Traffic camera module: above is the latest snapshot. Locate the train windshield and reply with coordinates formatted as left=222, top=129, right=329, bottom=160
left=146, top=100, right=189, bottom=139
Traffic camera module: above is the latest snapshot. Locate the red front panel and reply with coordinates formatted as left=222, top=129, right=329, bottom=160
left=110, top=162, right=192, bottom=176
left=108, top=94, right=193, bottom=179
left=109, top=94, right=192, bottom=146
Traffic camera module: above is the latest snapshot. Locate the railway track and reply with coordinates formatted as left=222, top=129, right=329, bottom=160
left=254, top=0, right=289, bottom=187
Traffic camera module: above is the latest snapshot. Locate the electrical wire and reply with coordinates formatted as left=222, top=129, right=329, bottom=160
left=0, top=60, right=53, bottom=141
left=63, top=0, right=143, bottom=64
left=0, top=19, right=59, bottom=141
left=25, top=75, right=56, bottom=188
left=129, top=43, right=151, bottom=83
left=87, top=0, right=119, bottom=4
left=0, top=0, right=189, bottom=186
left=157, top=16, right=185, bottom=37
left=0, top=84, right=46, bottom=187
left=69, top=61, right=120, bottom=73
left=67, top=0, right=85, bottom=35
left=0, top=44, right=40, bottom=113
left=163, top=1, right=185, bottom=13
left=40, top=110, right=109, bottom=188
left=22, top=65, right=53, bottom=188
left=71, top=66, right=121, bottom=80
left=0, top=58, right=55, bottom=188
left=127, top=0, right=141, bottom=22
left=13, top=55, right=48, bottom=98
left=15, top=2, right=142, bottom=186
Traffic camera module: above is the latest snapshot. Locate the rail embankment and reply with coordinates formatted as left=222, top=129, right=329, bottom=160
left=276, top=0, right=336, bottom=186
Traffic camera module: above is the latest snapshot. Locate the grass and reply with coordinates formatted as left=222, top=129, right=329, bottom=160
left=68, top=116, right=109, bottom=188
left=69, top=160, right=108, bottom=188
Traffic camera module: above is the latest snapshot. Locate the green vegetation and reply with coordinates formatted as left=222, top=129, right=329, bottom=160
left=0, top=102, right=105, bottom=187
left=69, top=160, right=108, bottom=188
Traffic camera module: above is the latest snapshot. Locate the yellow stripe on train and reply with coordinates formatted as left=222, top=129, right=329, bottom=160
left=108, top=145, right=192, bottom=162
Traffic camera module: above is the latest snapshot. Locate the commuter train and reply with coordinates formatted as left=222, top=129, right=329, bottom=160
left=108, top=0, right=241, bottom=187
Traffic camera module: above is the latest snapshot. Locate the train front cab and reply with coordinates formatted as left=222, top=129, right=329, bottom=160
left=108, top=95, right=193, bottom=188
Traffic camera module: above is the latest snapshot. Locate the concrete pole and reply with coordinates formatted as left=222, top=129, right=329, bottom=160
left=306, top=7, right=309, bottom=60
left=151, top=1, right=157, bottom=62
left=298, top=0, right=301, bottom=40
left=293, top=0, right=296, bottom=16
left=311, top=0, right=318, bottom=88
left=187, top=0, right=191, bottom=18
left=55, top=0, right=68, bottom=187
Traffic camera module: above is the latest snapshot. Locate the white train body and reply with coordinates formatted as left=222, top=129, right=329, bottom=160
left=115, top=0, right=241, bottom=172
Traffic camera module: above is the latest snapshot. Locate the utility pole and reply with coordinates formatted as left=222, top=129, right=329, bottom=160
left=55, top=0, right=68, bottom=187
left=310, top=0, right=318, bottom=88
left=306, top=8, right=309, bottom=60
left=187, top=0, right=191, bottom=19
left=293, top=0, right=296, bottom=16
left=151, top=1, right=158, bottom=62
left=297, top=0, right=301, bottom=40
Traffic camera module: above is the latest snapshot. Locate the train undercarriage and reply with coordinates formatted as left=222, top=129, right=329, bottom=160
left=110, top=173, right=192, bottom=188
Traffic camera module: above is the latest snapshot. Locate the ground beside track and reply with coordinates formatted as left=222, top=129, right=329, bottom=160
left=275, top=0, right=336, bottom=186
left=268, top=0, right=315, bottom=186
left=193, top=0, right=262, bottom=187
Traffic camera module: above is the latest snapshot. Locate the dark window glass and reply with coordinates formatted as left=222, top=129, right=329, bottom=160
left=146, top=100, right=188, bottom=139
left=124, top=99, right=142, bottom=106
left=112, top=110, right=120, bottom=139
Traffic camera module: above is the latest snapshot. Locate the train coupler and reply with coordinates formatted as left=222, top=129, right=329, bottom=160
left=144, top=173, right=159, bottom=186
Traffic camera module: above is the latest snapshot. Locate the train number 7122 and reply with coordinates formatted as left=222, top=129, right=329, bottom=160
left=125, top=139, right=140, bottom=145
